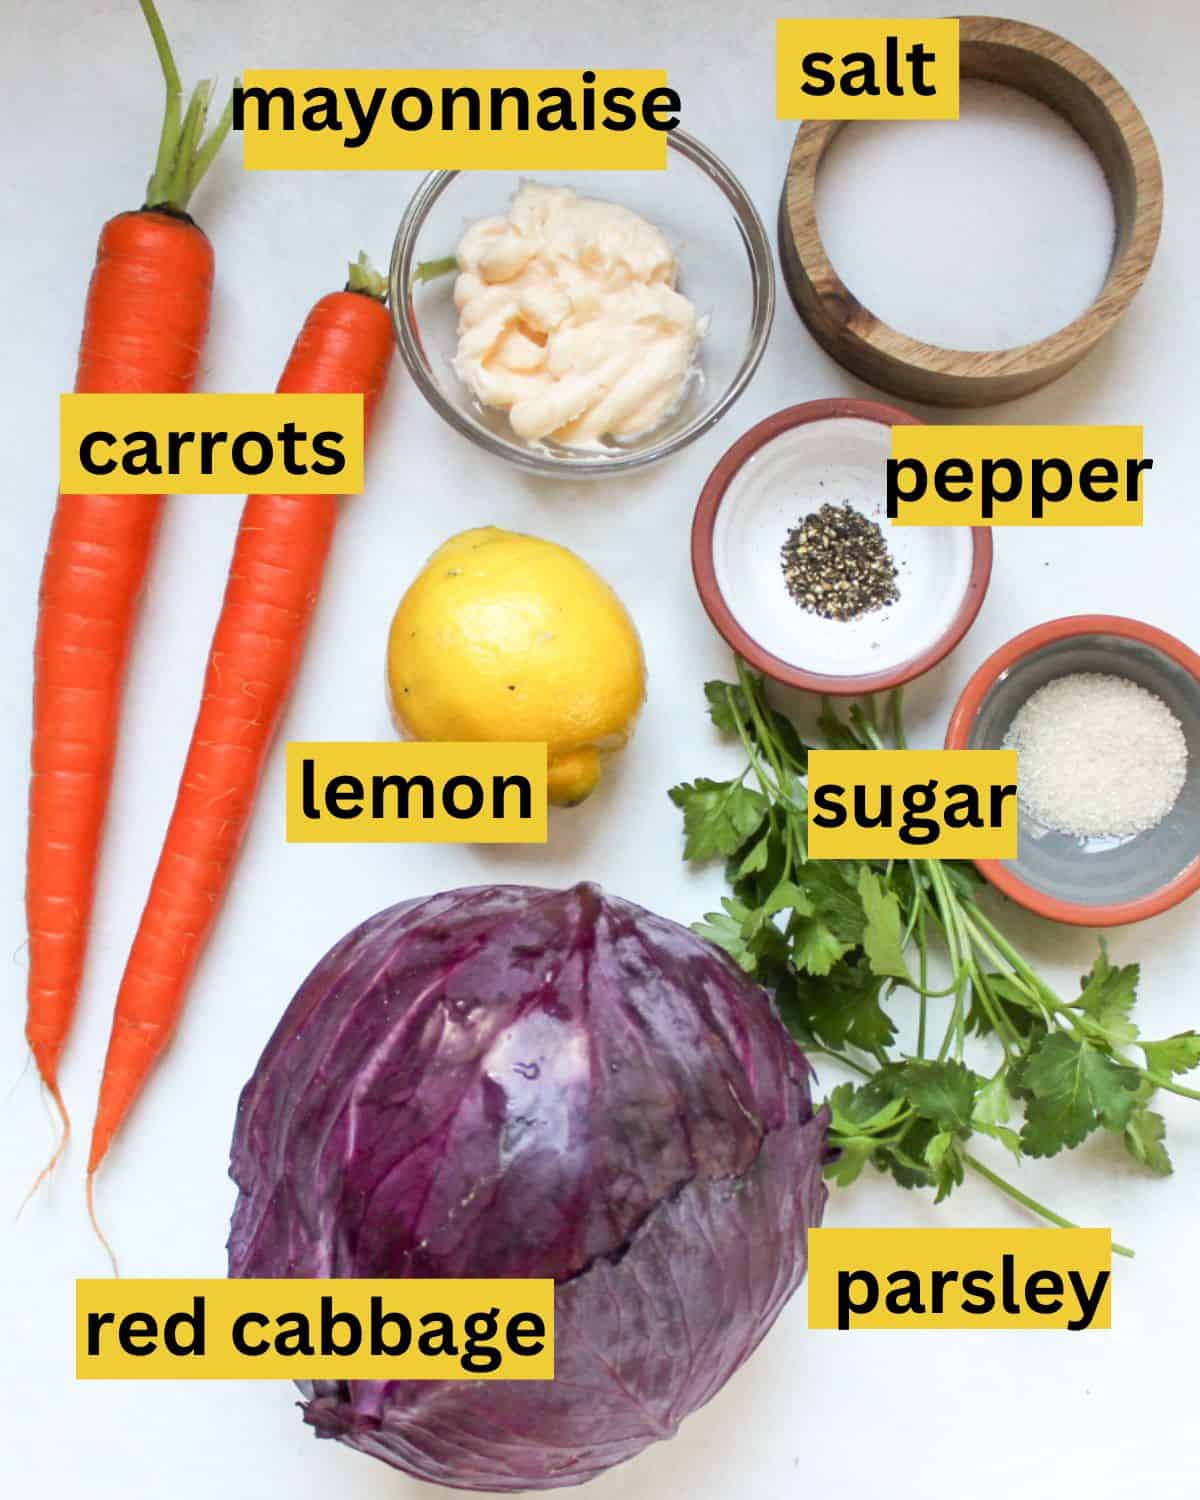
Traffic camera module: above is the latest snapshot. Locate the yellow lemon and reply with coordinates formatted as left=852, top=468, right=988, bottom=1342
left=387, top=527, right=646, bottom=806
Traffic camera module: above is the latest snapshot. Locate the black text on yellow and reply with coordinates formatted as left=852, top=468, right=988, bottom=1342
left=77, top=421, right=346, bottom=480
left=284, top=743, right=549, bottom=844
left=811, top=779, right=1016, bottom=847
left=798, top=36, right=938, bottom=99
left=807, top=1228, right=1112, bottom=1331
left=776, top=20, right=959, bottom=121
left=59, top=393, right=364, bottom=495
left=84, top=1295, right=546, bottom=1372
left=234, top=71, right=681, bottom=149
left=835, top=1256, right=1109, bottom=1331
left=298, top=759, right=532, bottom=823
left=805, top=751, right=1019, bottom=860
left=887, top=451, right=1152, bottom=522
left=76, top=1278, right=555, bottom=1380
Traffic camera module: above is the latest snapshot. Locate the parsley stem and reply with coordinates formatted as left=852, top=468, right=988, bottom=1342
left=971, top=964, right=1021, bottom=1060
left=811, top=1046, right=872, bottom=1078
left=898, top=865, right=928, bottom=954
left=736, top=659, right=793, bottom=800
left=964, top=1153, right=1134, bottom=1258
left=723, top=680, right=777, bottom=809
left=956, top=909, right=1056, bottom=1033
left=1143, top=1072, right=1200, bottom=1102
left=928, top=874, right=1022, bottom=1055
left=916, top=900, right=928, bottom=1058
left=926, top=862, right=968, bottom=1061
left=852, top=707, right=886, bottom=751
left=963, top=906, right=1061, bottom=1011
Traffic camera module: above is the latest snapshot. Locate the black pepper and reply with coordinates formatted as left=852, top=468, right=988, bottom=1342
left=780, top=503, right=900, bottom=622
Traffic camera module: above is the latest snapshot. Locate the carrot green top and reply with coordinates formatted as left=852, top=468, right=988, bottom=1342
left=139, top=0, right=235, bottom=214
left=346, top=252, right=389, bottom=300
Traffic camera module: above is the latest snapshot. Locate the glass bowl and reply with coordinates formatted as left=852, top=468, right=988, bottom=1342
left=388, top=130, right=775, bottom=477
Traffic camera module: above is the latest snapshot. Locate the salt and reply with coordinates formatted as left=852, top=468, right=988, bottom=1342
left=1004, top=673, right=1188, bottom=840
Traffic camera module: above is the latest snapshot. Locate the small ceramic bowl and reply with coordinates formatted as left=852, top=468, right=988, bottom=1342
left=946, top=615, right=1200, bottom=926
left=389, top=131, right=774, bottom=477
left=691, top=399, right=992, bottom=694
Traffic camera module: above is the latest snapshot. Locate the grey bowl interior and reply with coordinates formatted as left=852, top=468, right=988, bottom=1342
left=965, top=633, right=1200, bottom=908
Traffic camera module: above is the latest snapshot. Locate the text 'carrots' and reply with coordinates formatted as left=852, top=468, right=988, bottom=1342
left=87, top=269, right=394, bottom=1178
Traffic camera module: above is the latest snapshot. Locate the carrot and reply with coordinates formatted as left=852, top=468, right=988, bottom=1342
left=25, top=0, right=232, bottom=1166
left=87, top=258, right=395, bottom=1180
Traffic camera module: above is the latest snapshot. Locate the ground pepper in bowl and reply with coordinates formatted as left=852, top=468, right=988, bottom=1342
left=780, top=502, right=899, bottom=621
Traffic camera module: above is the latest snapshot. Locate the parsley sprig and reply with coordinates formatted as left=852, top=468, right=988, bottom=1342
left=670, top=660, right=1200, bottom=1258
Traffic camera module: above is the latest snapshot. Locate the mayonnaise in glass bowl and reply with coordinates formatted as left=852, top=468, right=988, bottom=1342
left=389, top=131, right=775, bottom=478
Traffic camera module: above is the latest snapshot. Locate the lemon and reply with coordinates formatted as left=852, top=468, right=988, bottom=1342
left=387, top=527, right=646, bottom=806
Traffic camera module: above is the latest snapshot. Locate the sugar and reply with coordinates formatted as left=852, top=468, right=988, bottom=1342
left=1004, top=672, right=1188, bottom=840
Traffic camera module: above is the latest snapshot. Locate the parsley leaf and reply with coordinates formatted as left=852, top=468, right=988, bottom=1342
left=827, top=1077, right=908, bottom=1135
left=1077, top=941, right=1139, bottom=1018
left=973, top=1072, right=1013, bottom=1127
left=1141, top=1031, right=1200, bottom=1078
left=703, top=679, right=752, bottom=735
left=966, top=973, right=1047, bottom=1041
left=759, top=879, right=814, bottom=919
left=825, top=1079, right=910, bottom=1187
left=925, top=1129, right=966, bottom=1202
left=789, top=915, right=854, bottom=976
left=790, top=862, right=867, bottom=944
left=974, top=1121, right=1024, bottom=1162
left=1014, top=1032, right=1141, bottom=1156
left=1124, top=1103, right=1172, bottom=1177
left=858, top=866, right=912, bottom=980
left=693, top=897, right=758, bottom=972
left=704, top=676, right=809, bottom=768
left=1075, top=941, right=1141, bottom=1045
left=668, top=777, right=767, bottom=861
left=735, top=829, right=772, bottom=877
left=778, top=958, right=896, bottom=1054
left=729, top=823, right=789, bottom=906
left=901, top=1059, right=979, bottom=1135
left=879, top=1115, right=938, bottom=1190
left=824, top=1135, right=876, bottom=1188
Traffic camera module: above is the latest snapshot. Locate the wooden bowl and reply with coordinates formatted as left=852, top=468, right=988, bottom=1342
left=779, top=16, right=1163, bottom=408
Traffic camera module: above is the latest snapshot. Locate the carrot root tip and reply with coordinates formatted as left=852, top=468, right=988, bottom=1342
left=16, top=1076, right=71, bottom=1219
left=85, top=1174, right=121, bottom=1278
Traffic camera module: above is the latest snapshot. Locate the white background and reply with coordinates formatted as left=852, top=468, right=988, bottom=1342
left=4, top=2, right=1199, bottom=1496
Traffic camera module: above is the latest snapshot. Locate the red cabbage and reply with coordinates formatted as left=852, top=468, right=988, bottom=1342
left=228, top=883, right=828, bottom=1491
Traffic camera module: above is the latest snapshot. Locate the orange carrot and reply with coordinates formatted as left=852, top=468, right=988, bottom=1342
left=26, top=1, right=232, bottom=1160
left=87, top=261, right=395, bottom=1178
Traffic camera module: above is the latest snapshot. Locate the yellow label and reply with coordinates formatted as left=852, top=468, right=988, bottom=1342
left=77, top=1279, right=554, bottom=1379
left=889, top=425, right=1148, bottom=525
left=807, top=750, right=1018, bottom=860
left=808, top=1229, right=1112, bottom=1330
left=286, top=742, right=548, bottom=843
left=60, top=394, right=363, bottom=496
left=776, top=19, right=959, bottom=120
left=238, top=70, right=674, bottom=170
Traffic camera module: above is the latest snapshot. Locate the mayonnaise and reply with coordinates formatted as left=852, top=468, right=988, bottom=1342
left=452, top=184, right=702, bottom=448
